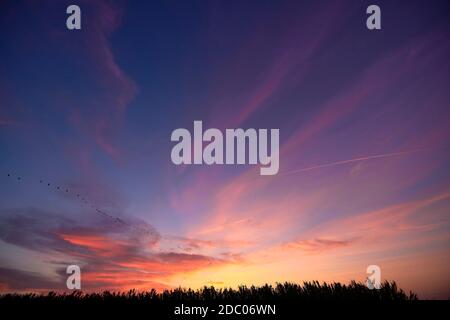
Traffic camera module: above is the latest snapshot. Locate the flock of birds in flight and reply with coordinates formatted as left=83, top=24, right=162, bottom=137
left=5, top=172, right=153, bottom=236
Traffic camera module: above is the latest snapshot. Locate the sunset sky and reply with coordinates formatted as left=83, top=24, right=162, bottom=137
left=0, top=0, right=449, bottom=299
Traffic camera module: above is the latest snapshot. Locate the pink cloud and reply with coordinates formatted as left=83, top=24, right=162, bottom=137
left=299, top=190, right=450, bottom=248
left=0, top=207, right=239, bottom=292
left=282, top=238, right=353, bottom=254
left=208, top=1, right=347, bottom=129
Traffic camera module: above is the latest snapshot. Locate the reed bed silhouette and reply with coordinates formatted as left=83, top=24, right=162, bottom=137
left=0, top=281, right=417, bottom=304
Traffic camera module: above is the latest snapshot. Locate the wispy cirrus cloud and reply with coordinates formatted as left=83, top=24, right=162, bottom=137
left=64, top=0, right=137, bottom=163
left=208, top=1, right=348, bottom=129
left=281, top=238, right=354, bottom=254
left=184, top=28, right=450, bottom=243
left=304, top=190, right=450, bottom=245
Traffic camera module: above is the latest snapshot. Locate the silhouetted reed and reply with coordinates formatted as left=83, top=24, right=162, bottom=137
left=0, top=281, right=417, bottom=304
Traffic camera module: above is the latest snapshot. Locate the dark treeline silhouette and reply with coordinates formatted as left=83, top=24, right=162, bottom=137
left=2, top=282, right=438, bottom=319
left=0, top=281, right=417, bottom=303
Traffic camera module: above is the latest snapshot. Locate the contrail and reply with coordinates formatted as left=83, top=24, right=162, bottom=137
left=279, top=149, right=425, bottom=177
